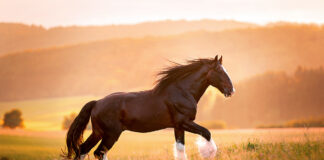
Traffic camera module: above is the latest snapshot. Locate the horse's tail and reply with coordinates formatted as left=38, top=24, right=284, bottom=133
left=64, top=100, right=96, bottom=159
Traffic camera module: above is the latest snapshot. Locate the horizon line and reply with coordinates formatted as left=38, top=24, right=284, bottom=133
left=1, top=18, right=323, bottom=29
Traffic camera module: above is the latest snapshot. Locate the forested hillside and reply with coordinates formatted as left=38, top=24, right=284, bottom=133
left=0, top=20, right=256, bottom=55
left=198, top=67, right=324, bottom=127
left=0, top=24, right=323, bottom=101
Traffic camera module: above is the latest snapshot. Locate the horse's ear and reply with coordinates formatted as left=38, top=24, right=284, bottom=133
left=214, top=55, right=218, bottom=62
left=219, top=56, right=223, bottom=64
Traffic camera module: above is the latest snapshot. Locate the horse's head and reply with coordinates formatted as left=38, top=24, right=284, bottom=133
left=207, top=55, right=235, bottom=97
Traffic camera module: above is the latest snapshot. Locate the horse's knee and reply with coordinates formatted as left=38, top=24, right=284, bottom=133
left=80, top=133, right=101, bottom=155
left=94, top=133, right=120, bottom=159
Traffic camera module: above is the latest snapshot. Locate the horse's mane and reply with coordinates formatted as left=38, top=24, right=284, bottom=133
left=154, top=58, right=213, bottom=93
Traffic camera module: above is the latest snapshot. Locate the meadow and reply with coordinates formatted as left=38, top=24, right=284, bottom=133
left=0, top=128, right=323, bottom=160
left=0, top=96, right=97, bottom=131
left=0, top=21, right=323, bottom=160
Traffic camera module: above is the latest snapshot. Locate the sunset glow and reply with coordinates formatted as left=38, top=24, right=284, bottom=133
left=1, top=0, right=323, bottom=27
left=0, top=1, right=323, bottom=159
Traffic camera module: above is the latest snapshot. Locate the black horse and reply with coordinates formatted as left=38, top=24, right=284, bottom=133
left=64, top=55, right=234, bottom=160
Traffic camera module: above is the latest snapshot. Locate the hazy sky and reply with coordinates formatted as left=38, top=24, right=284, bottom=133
left=0, top=0, right=323, bottom=27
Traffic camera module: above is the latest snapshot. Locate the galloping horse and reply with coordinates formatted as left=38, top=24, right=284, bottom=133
left=64, top=55, right=234, bottom=160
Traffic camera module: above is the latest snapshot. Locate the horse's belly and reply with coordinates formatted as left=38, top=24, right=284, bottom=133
left=125, top=122, right=170, bottom=133
left=121, top=105, right=173, bottom=132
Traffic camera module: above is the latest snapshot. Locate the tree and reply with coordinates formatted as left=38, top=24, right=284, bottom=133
left=62, top=113, right=77, bottom=130
left=3, top=109, right=24, bottom=129
left=62, top=112, right=92, bottom=130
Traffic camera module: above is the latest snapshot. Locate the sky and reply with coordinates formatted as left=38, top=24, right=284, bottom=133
left=0, top=0, right=324, bottom=27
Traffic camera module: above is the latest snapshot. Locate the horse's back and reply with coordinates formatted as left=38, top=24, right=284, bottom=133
left=91, top=91, right=128, bottom=117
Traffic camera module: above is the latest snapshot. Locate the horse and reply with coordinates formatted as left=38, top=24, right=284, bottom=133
left=64, top=55, right=235, bottom=160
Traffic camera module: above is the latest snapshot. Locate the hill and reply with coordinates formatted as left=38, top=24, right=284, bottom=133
left=0, top=24, right=323, bottom=101
left=1, top=67, right=323, bottom=129
left=0, top=20, right=256, bottom=55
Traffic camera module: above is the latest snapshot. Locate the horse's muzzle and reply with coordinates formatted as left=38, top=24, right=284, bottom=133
left=223, top=87, right=235, bottom=97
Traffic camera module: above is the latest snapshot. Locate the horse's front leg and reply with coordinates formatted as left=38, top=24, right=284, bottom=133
left=174, top=128, right=187, bottom=160
left=182, top=120, right=217, bottom=158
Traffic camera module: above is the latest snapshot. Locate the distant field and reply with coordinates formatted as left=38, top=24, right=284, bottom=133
left=0, top=128, right=323, bottom=160
left=0, top=96, right=98, bottom=130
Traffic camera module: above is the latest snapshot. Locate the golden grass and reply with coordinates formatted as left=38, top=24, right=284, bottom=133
left=0, top=96, right=98, bottom=130
left=0, top=128, right=323, bottom=160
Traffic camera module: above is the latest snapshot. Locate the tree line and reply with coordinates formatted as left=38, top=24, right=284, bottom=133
left=1, top=109, right=89, bottom=130
left=198, top=66, right=324, bottom=128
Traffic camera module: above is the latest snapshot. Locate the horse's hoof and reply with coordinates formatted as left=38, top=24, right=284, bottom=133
left=79, top=154, right=87, bottom=160
left=196, top=136, right=217, bottom=158
left=173, top=142, right=187, bottom=160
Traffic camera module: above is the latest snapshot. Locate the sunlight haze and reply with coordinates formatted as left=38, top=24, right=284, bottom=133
left=1, top=0, right=324, bottom=27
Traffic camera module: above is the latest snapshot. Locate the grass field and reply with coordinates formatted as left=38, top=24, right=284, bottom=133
left=0, top=128, right=323, bottom=160
left=0, top=96, right=98, bottom=130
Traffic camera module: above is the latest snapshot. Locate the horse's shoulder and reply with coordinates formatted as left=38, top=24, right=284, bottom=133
left=165, top=89, right=197, bottom=120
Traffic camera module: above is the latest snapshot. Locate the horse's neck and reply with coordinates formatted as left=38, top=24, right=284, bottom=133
left=177, top=66, right=210, bottom=102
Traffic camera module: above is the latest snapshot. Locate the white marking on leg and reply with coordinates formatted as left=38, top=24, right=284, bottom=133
left=80, top=154, right=87, bottom=160
left=173, top=142, right=187, bottom=160
left=102, top=153, right=108, bottom=160
left=196, top=136, right=217, bottom=158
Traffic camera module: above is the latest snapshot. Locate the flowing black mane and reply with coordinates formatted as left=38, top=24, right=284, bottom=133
left=154, top=58, right=213, bottom=93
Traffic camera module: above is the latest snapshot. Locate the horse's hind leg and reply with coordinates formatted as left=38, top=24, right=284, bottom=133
left=94, top=131, right=122, bottom=160
left=79, top=133, right=101, bottom=160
